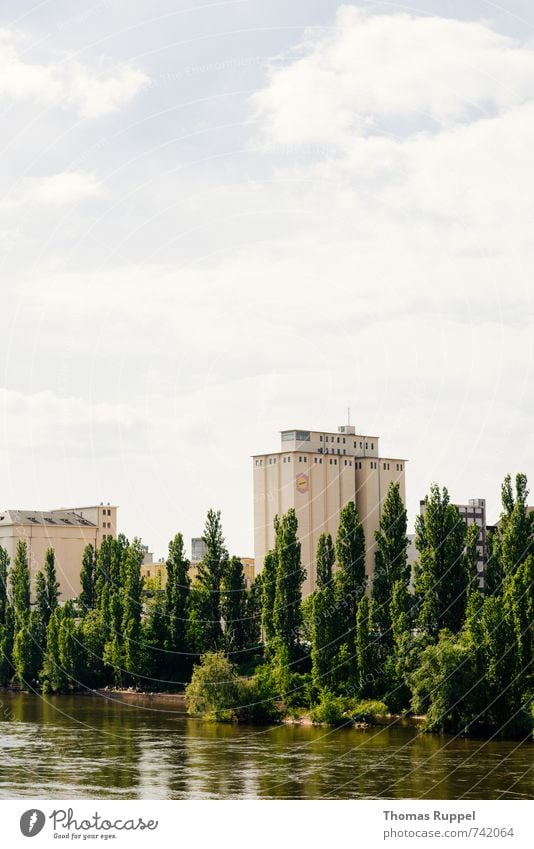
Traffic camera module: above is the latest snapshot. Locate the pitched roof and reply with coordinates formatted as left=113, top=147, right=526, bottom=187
left=0, top=510, right=97, bottom=528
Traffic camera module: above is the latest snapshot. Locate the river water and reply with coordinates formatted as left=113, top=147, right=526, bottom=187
left=0, top=692, right=532, bottom=799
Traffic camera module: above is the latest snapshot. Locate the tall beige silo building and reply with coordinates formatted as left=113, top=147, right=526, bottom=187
left=253, top=425, right=406, bottom=595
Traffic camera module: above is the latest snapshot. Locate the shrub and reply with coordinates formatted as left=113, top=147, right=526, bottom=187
left=185, top=652, right=241, bottom=721
left=346, top=699, right=388, bottom=723
left=310, top=691, right=347, bottom=726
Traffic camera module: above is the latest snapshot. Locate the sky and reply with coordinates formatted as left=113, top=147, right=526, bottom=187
left=0, top=0, right=533, bottom=560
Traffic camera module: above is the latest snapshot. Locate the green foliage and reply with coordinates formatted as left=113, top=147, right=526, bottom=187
left=414, top=485, right=469, bottom=636
left=165, top=533, right=190, bottom=659
left=273, top=509, right=306, bottom=659
left=310, top=690, right=347, bottom=725
left=244, top=574, right=262, bottom=650
left=196, top=510, right=228, bottom=650
left=79, top=544, right=96, bottom=611
left=121, top=538, right=145, bottom=685
left=43, top=549, right=60, bottom=617
left=311, top=533, right=339, bottom=692
left=221, top=556, right=247, bottom=654
left=373, top=482, right=410, bottom=651
left=78, top=609, right=107, bottom=688
left=334, top=502, right=366, bottom=683
left=185, top=652, right=241, bottom=721
left=261, top=550, right=277, bottom=645
left=10, top=540, right=30, bottom=624
left=411, top=630, right=478, bottom=733
left=310, top=691, right=388, bottom=726
left=0, top=546, right=9, bottom=625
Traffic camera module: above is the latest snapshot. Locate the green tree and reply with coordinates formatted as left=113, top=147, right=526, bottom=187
left=10, top=540, right=31, bottom=624
left=498, top=474, right=533, bottom=578
left=165, top=533, right=190, bottom=668
left=311, top=534, right=337, bottom=692
left=484, top=528, right=503, bottom=597
left=372, top=482, right=409, bottom=648
left=43, top=548, right=60, bottom=617
left=261, top=550, right=277, bottom=645
left=79, top=544, right=96, bottom=611
left=244, top=574, right=262, bottom=650
left=185, top=652, right=241, bottom=720
left=273, top=509, right=306, bottom=660
left=334, top=501, right=366, bottom=684
left=58, top=601, right=78, bottom=692
left=221, top=557, right=247, bottom=654
left=411, top=630, right=478, bottom=733
left=316, top=533, right=336, bottom=589
left=384, top=578, right=415, bottom=710
left=121, top=539, right=145, bottom=685
left=41, top=608, right=64, bottom=693
left=0, top=546, right=9, bottom=625
left=196, top=510, right=228, bottom=650
left=78, top=609, right=107, bottom=688
left=0, top=607, right=15, bottom=686
left=414, top=485, right=469, bottom=637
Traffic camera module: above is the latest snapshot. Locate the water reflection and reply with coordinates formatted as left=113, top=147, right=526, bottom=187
left=0, top=692, right=532, bottom=799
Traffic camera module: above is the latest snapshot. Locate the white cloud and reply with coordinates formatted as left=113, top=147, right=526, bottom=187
left=254, top=7, right=534, bottom=147
left=0, top=28, right=149, bottom=118
left=1, top=171, right=103, bottom=209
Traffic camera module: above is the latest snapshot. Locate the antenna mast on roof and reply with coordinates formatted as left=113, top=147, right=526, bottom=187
left=348, top=407, right=351, bottom=426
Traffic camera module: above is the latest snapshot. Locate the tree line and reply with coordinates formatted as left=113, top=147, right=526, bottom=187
left=1, top=477, right=533, bottom=737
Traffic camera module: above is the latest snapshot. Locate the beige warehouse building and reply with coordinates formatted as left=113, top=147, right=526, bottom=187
left=253, top=425, right=406, bottom=595
left=0, top=504, right=117, bottom=600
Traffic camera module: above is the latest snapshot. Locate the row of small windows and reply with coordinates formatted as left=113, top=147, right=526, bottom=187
left=256, top=456, right=403, bottom=471
left=319, top=436, right=375, bottom=450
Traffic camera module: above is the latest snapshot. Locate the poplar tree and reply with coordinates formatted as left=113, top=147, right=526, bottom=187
left=58, top=601, right=78, bottom=692
left=41, top=608, right=64, bottom=693
left=372, top=482, right=409, bottom=653
left=261, top=550, right=277, bottom=645
left=498, top=474, right=533, bottom=578
left=121, top=539, right=145, bottom=684
left=44, top=548, right=60, bottom=616
left=165, top=533, right=190, bottom=660
left=79, top=544, right=96, bottom=611
left=196, top=510, right=228, bottom=649
left=414, top=485, right=469, bottom=637
left=221, top=557, right=247, bottom=654
left=311, top=534, right=337, bottom=692
left=334, top=501, right=366, bottom=682
left=0, top=546, right=9, bottom=625
left=273, top=508, right=306, bottom=660
left=244, top=574, right=262, bottom=649
left=10, top=540, right=31, bottom=624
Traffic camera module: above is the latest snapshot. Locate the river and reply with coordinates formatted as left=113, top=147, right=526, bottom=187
left=0, top=692, right=532, bottom=799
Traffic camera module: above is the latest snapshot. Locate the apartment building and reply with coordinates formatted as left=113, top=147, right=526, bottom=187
left=0, top=503, right=117, bottom=600
left=253, top=424, right=406, bottom=595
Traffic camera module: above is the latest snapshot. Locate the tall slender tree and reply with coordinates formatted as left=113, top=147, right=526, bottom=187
left=221, top=556, right=247, bottom=654
left=273, top=509, right=306, bottom=660
left=372, top=482, right=409, bottom=653
left=10, top=540, right=31, bottom=624
left=165, top=533, right=190, bottom=664
left=121, top=539, right=145, bottom=684
left=414, top=485, right=469, bottom=636
left=0, top=546, right=9, bottom=626
left=43, top=548, right=60, bottom=616
left=334, top=501, right=366, bottom=682
left=261, top=550, right=277, bottom=646
left=311, top=533, right=337, bottom=691
left=79, top=544, right=96, bottom=611
left=196, top=510, right=228, bottom=649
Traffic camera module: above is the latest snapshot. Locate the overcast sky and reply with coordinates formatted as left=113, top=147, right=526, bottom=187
left=1, top=0, right=533, bottom=560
